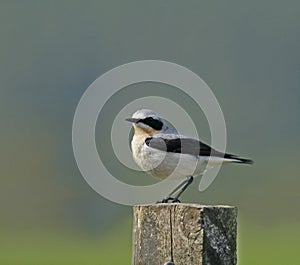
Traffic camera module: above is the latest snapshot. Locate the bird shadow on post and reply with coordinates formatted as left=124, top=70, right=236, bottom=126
left=132, top=203, right=237, bottom=265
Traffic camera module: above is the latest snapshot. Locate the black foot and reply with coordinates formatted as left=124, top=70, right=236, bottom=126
left=156, top=197, right=181, bottom=203
left=156, top=197, right=174, bottom=203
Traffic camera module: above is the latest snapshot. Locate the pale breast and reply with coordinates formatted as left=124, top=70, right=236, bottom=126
left=131, top=126, right=155, bottom=160
left=131, top=127, right=165, bottom=172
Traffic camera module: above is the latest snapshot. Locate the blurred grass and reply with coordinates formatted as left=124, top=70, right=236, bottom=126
left=0, top=218, right=132, bottom=265
left=1, top=218, right=299, bottom=265
left=238, top=220, right=300, bottom=265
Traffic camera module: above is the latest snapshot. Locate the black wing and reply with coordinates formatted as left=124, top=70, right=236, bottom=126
left=145, top=137, right=253, bottom=163
left=145, top=137, right=216, bottom=156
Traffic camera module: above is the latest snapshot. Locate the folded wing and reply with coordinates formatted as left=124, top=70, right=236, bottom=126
left=145, top=137, right=253, bottom=164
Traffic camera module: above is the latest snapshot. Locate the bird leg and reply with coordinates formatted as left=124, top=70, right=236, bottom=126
left=157, top=176, right=194, bottom=203
left=158, top=180, right=187, bottom=203
left=172, top=176, right=194, bottom=202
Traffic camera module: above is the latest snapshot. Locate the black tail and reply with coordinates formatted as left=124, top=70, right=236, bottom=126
left=224, top=153, right=254, bottom=164
left=235, top=157, right=254, bottom=164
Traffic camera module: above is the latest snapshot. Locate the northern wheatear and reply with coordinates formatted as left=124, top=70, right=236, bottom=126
left=126, top=109, right=253, bottom=203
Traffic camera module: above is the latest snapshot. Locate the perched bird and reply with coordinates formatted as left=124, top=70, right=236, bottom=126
left=126, top=109, right=253, bottom=203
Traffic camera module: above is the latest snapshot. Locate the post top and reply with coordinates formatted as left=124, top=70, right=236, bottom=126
left=134, top=203, right=236, bottom=209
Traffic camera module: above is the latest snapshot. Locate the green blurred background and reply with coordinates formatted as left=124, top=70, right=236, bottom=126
left=0, top=1, right=299, bottom=264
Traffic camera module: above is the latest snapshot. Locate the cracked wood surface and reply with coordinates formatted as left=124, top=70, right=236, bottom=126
left=132, top=204, right=237, bottom=265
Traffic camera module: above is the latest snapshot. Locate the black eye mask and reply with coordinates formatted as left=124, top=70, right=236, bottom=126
left=138, top=117, right=163, bottom=130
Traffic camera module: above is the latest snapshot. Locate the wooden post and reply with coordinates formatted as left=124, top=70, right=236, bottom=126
left=132, top=203, right=237, bottom=265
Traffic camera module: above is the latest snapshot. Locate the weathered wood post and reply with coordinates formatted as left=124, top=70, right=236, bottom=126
left=132, top=203, right=237, bottom=265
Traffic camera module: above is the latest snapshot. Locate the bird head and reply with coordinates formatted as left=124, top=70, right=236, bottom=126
left=126, top=109, right=166, bottom=134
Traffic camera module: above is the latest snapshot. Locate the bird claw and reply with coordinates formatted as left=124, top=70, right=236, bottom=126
left=156, top=197, right=181, bottom=203
left=171, top=198, right=181, bottom=203
left=157, top=197, right=174, bottom=203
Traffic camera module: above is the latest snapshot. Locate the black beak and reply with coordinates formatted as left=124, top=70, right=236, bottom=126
left=125, top=118, right=139, bottom=123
